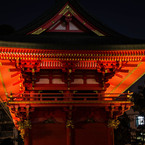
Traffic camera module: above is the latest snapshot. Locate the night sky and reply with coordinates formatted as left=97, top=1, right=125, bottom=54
left=0, top=0, right=145, bottom=91
left=1, top=0, right=145, bottom=39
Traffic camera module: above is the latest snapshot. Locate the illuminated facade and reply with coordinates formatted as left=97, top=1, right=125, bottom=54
left=1, top=0, right=145, bottom=145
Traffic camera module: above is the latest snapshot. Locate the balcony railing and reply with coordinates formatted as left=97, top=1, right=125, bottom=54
left=7, top=92, right=132, bottom=102
left=6, top=92, right=133, bottom=107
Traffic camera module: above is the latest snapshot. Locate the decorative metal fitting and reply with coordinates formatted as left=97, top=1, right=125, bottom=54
left=127, top=91, right=133, bottom=100
left=108, top=119, right=120, bottom=129
left=66, top=120, right=74, bottom=128
left=17, top=120, right=32, bottom=139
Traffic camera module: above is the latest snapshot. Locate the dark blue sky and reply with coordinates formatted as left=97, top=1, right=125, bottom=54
left=1, top=0, right=145, bottom=39
left=0, top=0, right=145, bottom=91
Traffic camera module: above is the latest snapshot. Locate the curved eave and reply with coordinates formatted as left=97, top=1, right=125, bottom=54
left=0, top=40, right=145, bottom=51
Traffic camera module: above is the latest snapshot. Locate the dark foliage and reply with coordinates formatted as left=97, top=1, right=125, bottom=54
left=132, top=87, right=145, bottom=114
left=115, top=85, right=145, bottom=145
left=114, top=113, right=131, bottom=145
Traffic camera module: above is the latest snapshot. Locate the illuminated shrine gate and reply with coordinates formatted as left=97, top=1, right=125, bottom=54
left=1, top=0, right=145, bottom=145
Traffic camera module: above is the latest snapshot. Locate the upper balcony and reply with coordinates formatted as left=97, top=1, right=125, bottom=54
left=7, top=92, right=133, bottom=108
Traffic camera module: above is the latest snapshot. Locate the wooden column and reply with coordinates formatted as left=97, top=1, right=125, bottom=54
left=66, top=126, right=73, bottom=145
left=107, top=127, right=114, bottom=145
left=66, top=107, right=74, bottom=145
left=24, top=128, right=32, bottom=145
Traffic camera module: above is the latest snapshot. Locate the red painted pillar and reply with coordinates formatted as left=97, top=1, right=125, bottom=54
left=24, top=128, right=32, bottom=145
left=66, top=119, right=74, bottom=145
left=66, top=127, right=72, bottom=145
left=107, top=127, right=114, bottom=145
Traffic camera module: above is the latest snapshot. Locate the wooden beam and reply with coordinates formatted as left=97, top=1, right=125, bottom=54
left=32, top=84, right=106, bottom=91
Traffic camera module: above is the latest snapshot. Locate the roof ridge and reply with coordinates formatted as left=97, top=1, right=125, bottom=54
left=13, top=0, right=127, bottom=38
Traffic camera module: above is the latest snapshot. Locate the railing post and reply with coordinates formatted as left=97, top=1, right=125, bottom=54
left=64, top=91, right=72, bottom=101
left=40, top=94, right=42, bottom=101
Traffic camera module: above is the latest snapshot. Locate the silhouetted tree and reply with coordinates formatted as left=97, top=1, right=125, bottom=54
left=115, top=84, right=145, bottom=145
left=133, top=85, right=145, bottom=114
left=131, top=85, right=145, bottom=145
left=114, top=112, right=131, bottom=145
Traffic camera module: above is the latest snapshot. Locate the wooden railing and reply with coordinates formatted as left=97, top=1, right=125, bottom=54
left=7, top=92, right=132, bottom=102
